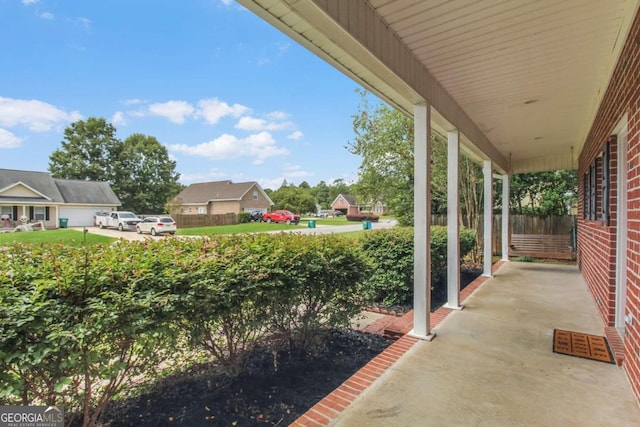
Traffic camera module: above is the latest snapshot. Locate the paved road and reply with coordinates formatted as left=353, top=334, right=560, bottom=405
left=78, top=219, right=398, bottom=241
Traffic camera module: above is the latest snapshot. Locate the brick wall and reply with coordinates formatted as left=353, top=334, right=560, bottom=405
left=578, top=8, right=640, bottom=401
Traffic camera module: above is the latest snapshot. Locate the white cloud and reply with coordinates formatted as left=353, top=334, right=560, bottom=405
left=0, top=97, right=82, bottom=132
left=196, top=98, right=250, bottom=125
left=0, top=129, right=23, bottom=148
left=71, top=17, right=91, bottom=30
left=257, top=177, right=287, bottom=191
left=122, top=98, right=146, bottom=106
left=267, top=111, right=289, bottom=120
left=219, top=0, right=233, bottom=5
left=22, top=0, right=39, bottom=5
left=37, top=12, right=54, bottom=20
left=235, top=116, right=293, bottom=132
left=288, top=131, right=303, bottom=140
left=169, top=131, right=288, bottom=161
left=111, top=111, right=126, bottom=126
left=284, top=164, right=313, bottom=179
left=179, top=169, right=227, bottom=184
left=148, top=100, right=195, bottom=124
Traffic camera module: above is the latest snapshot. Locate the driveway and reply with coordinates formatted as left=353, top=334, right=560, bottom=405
left=73, top=226, right=167, bottom=241
left=79, top=219, right=398, bottom=241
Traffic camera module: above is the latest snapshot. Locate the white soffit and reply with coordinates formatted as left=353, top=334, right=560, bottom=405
left=240, top=0, right=638, bottom=173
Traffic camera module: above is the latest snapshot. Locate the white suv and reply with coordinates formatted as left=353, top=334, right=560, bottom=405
left=136, top=216, right=177, bottom=236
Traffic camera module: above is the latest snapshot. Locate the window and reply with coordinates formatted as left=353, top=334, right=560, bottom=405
left=198, top=207, right=206, bottom=214
left=253, top=190, right=258, bottom=200
left=583, top=137, right=612, bottom=223
left=31, top=206, right=47, bottom=221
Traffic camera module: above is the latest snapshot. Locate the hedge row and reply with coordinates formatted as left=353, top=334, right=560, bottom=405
left=0, top=234, right=369, bottom=426
left=0, top=227, right=475, bottom=425
left=361, top=226, right=476, bottom=305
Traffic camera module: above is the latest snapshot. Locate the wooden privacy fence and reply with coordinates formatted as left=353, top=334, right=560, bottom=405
left=175, top=213, right=238, bottom=228
left=431, top=214, right=577, bottom=256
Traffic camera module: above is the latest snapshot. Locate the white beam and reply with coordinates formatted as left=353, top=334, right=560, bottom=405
left=483, top=160, right=493, bottom=277
left=501, top=175, right=510, bottom=261
left=409, top=103, right=435, bottom=341
left=445, top=129, right=462, bottom=310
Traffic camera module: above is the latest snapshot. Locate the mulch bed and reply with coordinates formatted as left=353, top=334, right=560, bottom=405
left=103, top=330, right=391, bottom=426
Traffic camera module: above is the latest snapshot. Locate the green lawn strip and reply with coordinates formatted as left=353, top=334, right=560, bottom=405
left=301, top=217, right=350, bottom=226
left=177, top=222, right=305, bottom=235
left=0, top=229, right=113, bottom=246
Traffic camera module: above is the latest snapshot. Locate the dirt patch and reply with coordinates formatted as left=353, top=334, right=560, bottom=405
left=103, top=330, right=391, bottom=427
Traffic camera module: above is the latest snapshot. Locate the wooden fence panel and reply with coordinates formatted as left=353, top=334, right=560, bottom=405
left=175, top=213, right=238, bottom=228
left=431, top=214, right=577, bottom=254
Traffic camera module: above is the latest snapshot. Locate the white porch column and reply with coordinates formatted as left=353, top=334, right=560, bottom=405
left=409, top=103, right=435, bottom=341
left=445, top=129, right=462, bottom=310
left=501, top=174, right=510, bottom=261
left=482, top=160, right=493, bottom=277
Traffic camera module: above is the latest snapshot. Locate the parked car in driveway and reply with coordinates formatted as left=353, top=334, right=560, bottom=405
left=136, top=216, right=177, bottom=236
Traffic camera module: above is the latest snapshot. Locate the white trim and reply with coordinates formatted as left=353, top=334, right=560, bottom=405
left=483, top=160, right=493, bottom=277
left=412, top=103, right=435, bottom=340
left=501, top=174, right=510, bottom=261
left=614, top=114, right=628, bottom=332
left=0, top=181, right=52, bottom=200
left=446, top=129, right=462, bottom=309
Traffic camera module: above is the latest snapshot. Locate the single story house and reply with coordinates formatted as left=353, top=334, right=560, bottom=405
left=174, top=180, right=273, bottom=215
left=0, top=168, right=121, bottom=228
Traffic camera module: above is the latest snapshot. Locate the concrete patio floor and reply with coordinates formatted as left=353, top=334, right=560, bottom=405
left=329, top=262, right=640, bottom=426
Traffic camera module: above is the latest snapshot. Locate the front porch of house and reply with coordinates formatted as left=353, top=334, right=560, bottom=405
left=295, top=261, right=640, bottom=426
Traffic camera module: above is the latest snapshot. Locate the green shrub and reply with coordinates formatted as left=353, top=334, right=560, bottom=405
left=0, top=240, right=180, bottom=426
left=237, top=211, right=251, bottom=223
left=360, top=226, right=477, bottom=306
left=266, top=234, right=370, bottom=351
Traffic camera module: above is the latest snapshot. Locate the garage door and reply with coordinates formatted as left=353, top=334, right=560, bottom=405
left=59, top=207, right=110, bottom=227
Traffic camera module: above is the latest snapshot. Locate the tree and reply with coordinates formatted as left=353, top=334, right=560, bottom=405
left=49, top=117, right=120, bottom=182
left=510, top=170, right=577, bottom=215
left=348, top=90, right=416, bottom=225
left=113, top=134, right=183, bottom=214
left=49, top=118, right=183, bottom=214
left=268, top=186, right=318, bottom=214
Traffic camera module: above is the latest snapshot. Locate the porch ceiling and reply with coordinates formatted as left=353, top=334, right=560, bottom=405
left=238, top=0, right=639, bottom=173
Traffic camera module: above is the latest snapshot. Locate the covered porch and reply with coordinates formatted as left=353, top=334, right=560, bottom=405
left=238, top=0, right=640, bottom=414
left=300, top=261, right=640, bottom=426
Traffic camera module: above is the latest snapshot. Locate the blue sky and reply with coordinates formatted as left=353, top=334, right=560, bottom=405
left=0, top=0, right=367, bottom=189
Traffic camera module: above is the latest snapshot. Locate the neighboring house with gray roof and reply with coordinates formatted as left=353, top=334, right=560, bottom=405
left=0, top=168, right=120, bottom=228
left=174, top=180, right=273, bottom=215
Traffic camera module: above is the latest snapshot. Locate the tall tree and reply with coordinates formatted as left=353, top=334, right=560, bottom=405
left=49, top=118, right=183, bottom=214
left=348, top=90, right=415, bottom=225
left=113, top=134, right=183, bottom=214
left=49, top=117, right=120, bottom=182
left=268, top=186, right=318, bottom=214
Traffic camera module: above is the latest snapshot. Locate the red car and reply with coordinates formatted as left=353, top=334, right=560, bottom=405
left=262, top=210, right=300, bottom=224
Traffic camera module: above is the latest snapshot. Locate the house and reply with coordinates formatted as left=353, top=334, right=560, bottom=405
left=240, top=0, right=640, bottom=408
left=330, top=194, right=360, bottom=215
left=174, top=180, right=273, bottom=215
left=0, top=168, right=120, bottom=228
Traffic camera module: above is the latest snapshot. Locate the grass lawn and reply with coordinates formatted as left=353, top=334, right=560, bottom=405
left=301, top=217, right=350, bottom=226
left=0, top=229, right=114, bottom=246
left=177, top=222, right=306, bottom=236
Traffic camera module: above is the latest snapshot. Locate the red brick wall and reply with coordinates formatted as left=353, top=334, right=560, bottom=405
left=578, top=9, right=640, bottom=401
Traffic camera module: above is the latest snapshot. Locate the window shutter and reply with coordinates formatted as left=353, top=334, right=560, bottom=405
left=12, top=206, right=17, bottom=220
left=29, top=206, right=34, bottom=220
left=45, top=206, right=50, bottom=221
left=601, top=141, right=610, bottom=225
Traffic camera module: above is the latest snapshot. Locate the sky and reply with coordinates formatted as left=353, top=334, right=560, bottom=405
left=0, top=0, right=369, bottom=190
